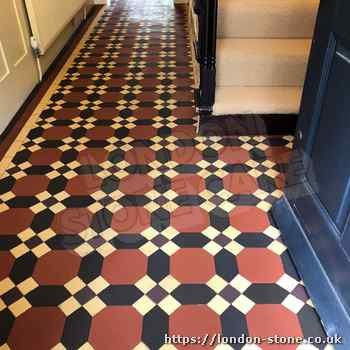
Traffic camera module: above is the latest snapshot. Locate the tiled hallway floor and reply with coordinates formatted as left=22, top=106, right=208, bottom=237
left=0, top=0, right=327, bottom=349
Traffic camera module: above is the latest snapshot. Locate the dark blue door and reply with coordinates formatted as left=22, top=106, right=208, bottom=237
left=273, top=0, right=350, bottom=346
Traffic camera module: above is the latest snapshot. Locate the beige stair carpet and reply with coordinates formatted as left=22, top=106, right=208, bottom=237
left=187, top=0, right=319, bottom=115
left=213, top=86, right=303, bottom=115
left=216, top=38, right=312, bottom=87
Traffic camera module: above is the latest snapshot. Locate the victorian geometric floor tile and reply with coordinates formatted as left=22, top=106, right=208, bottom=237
left=0, top=0, right=328, bottom=349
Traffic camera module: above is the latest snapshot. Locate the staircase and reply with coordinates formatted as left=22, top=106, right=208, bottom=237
left=189, top=0, right=320, bottom=134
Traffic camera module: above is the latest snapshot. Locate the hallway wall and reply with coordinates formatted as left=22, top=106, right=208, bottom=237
left=38, top=4, right=93, bottom=75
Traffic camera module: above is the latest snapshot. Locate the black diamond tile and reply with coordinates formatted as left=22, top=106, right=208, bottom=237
left=75, top=287, right=96, bottom=304
left=147, top=286, right=167, bottom=303
left=2, top=288, right=22, bottom=306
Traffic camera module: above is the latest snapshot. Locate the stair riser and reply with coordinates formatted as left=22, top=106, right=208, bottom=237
left=213, top=87, right=302, bottom=115
left=217, top=58, right=308, bottom=87
left=216, top=40, right=311, bottom=87
left=218, top=0, right=319, bottom=38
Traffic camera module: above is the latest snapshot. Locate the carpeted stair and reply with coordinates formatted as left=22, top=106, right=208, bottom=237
left=215, top=0, right=319, bottom=116
left=190, top=0, right=319, bottom=118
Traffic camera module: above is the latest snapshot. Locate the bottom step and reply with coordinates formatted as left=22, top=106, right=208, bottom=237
left=199, top=114, right=297, bottom=136
left=213, top=86, right=303, bottom=115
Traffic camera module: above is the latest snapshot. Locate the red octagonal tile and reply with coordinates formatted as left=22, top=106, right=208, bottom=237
left=129, top=126, right=157, bottom=139
left=118, top=174, right=154, bottom=195
left=170, top=248, right=215, bottom=284
left=65, top=175, right=102, bottom=196
left=223, top=173, right=258, bottom=194
left=265, top=147, right=292, bottom=164
left=171, top=125, right=196, bottom=139
left=229, top=206, right=270, bottom=232
left=0, top=251, right=15, bottom=280
left=51, top=208, right=93, bottom=235
left=171, top=174, right=206, bottom=195
left=8, top=307, right=65, bottom=350
left=237, top=248, right=284, bottom=283
left=51, top=108, right=80, bottom=120
left=111, top=207, right=150, bottom=234
left=86, top=126, right=115, bottom=140
left=0, top=209, right=34, bottom=235
left=43, top=126, right=72, bottom=140
left=171, top=147, right=203, bottom=164
left=218, top=147, right=250, bottom=164
left=247, top=304, right=303, bottom=350
left=29, top=149, right=62, bottom=165
left=169, top=305, right=221, bottom=350
left=170, top=206, right=209, bottom=233
left=33, top=250, right=81, bottom=285
left=89, top=306, right=142, bottom=350
left=275, top=173, right=286, bottom=190
left=173, top=106, right=195, bottom=119
left=92, top=108, right=118, bottom=120
left=77, top=148, right=108, bottom=165
left=102, top=250, right=147, bottom=284
left=12, top=175, right=50, bottom=196
left=132, top=107, right=158, bottom=120
left=124, top=147, right=155, bottom=164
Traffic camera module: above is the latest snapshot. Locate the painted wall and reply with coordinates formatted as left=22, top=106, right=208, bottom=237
left=38, top=1, right=95, bottom=74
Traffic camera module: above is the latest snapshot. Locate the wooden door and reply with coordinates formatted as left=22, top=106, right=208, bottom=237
left=273, top=0, right=350, bottom=346
left=0, top=0, right=39, bottom=134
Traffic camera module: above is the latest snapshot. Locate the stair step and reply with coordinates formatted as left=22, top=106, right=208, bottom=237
left=218, top=0, right=319, bottom=38
left=216, top=38, right=311, bottom=87
left=213, top=86, right=302, bottom=115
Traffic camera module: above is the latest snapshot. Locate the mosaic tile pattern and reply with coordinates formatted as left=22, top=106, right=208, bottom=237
left=0, top=0, right=327, bottom=349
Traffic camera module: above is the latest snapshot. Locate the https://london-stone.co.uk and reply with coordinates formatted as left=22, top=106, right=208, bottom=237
left=164, top=333, right=343, bottom=347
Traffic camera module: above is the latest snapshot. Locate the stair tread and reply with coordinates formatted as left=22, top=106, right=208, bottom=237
left=218, top=38, right=312, bottom=55
left=216, top=38, right=312, bottom=87
left=218, top=0, right=319, bottom=38
left=213, top=86, right=302, bottom=115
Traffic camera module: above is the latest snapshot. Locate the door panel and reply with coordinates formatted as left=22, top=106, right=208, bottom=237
left=341, top=219, right=350, bottom=258
left=3, top=0, right=27, bottom=65
left=0, top=43, right=10, bottom=81
left=308, top=38, right=350, bottom=232
left=0, top=0, right=38, bottom=134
